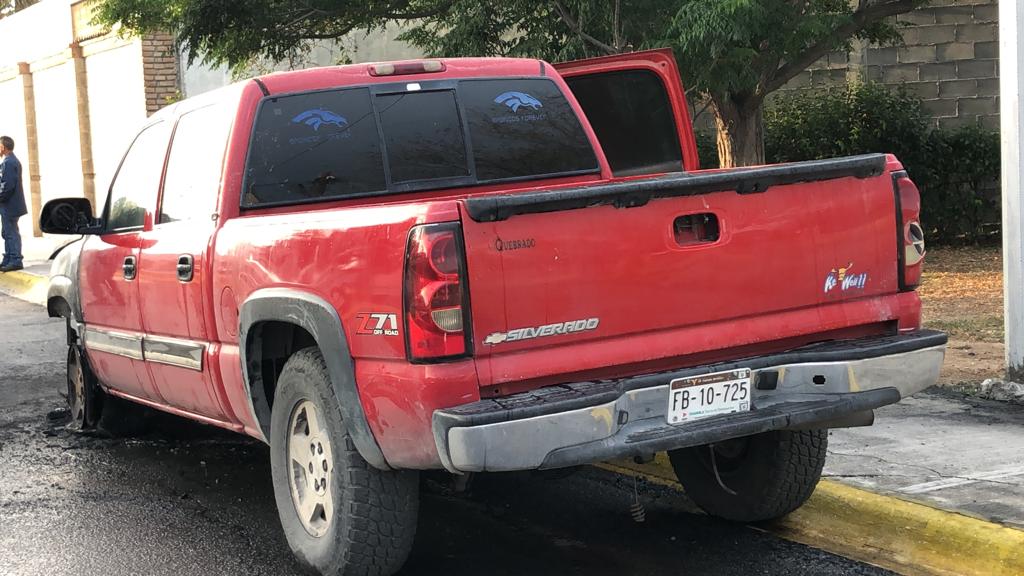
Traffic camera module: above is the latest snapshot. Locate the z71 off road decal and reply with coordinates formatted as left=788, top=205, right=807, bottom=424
left=356, top=313, right=399, bottom=336
left=484, top=318, right=599, bottom=345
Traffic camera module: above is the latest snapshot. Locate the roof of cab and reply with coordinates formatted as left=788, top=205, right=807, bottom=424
left=253, top=57, right=549, bottom=95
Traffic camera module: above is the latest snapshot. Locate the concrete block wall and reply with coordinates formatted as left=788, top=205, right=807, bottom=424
left=782, top=0, right=1000, bottom=130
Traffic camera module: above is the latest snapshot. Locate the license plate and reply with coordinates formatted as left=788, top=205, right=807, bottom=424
left=667, top=368, right=751, bottom=425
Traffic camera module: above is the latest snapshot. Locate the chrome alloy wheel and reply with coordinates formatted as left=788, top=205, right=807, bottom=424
left=287, top=400, right=334, bottom=537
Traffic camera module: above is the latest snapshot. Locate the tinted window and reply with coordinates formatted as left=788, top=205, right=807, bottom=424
left=461, top=78, right=598, bottom=181
left=244, top=88, right=385, bottom=207
left=107, top=121, right=171, bottom=230
left=377, top=90, right=469, bottom=183
left=565, top=70, right=682, bottom=177
left=160, top=104, right=233, bottom=223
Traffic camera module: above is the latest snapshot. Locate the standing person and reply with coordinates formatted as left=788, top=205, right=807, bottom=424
left=0, top=135, right=26, bottom=272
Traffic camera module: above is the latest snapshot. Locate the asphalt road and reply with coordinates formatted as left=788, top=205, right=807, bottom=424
left=0, top=293, right=893, bottom=576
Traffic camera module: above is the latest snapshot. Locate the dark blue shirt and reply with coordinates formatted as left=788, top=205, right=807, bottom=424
left=0, top=153, right=27, bottom=218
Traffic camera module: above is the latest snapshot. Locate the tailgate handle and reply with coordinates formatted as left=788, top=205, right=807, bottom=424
left=673, top=213, right=719, bottom=247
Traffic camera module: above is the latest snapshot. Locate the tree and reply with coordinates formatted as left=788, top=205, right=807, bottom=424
left=95, top=0, right=928, bottom=167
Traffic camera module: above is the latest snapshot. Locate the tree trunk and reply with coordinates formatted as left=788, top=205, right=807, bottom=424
left=711, top=96, right=765, bottom=168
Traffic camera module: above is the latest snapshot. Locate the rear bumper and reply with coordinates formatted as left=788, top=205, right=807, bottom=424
left=432, top=330, right=946, bottom=473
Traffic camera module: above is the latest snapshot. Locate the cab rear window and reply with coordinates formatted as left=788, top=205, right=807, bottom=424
left=244, top=88, right=386, bottom=206
left=242, top=77, right=598, bottom=208
left=461, top=79, right=598, bottom=181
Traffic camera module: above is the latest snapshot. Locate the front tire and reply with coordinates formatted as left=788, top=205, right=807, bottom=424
left=269, top=347, right=418, bottom=576
left=66, top=343, right=152, bottom=436
left=66, top=345, right=102, bottom=430
left=668, top=429, right=827, bottom=522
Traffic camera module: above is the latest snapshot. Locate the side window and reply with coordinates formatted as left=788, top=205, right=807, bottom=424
left=244, top=87, right=386, bottom=207
left=241, top=77, right=602, bottom=209
left=107, top=121, right=171, bottom=231
left=460, top=78, right=598, bottom=181
left=564, top=70, right=683, bottom=177
left=160, top=104, right=233, bottom=224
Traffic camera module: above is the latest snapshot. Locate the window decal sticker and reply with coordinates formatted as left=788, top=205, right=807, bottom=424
left=494, top=92, right=543, bottom=112
left=291, top=109, right=349, bottom=131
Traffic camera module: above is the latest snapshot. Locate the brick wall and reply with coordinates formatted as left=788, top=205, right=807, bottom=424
left=780, top=0, right=999, bottom=130
left=141, top=32, right=179, bottom=116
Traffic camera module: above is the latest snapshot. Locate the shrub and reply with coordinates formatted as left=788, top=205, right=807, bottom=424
left=763, top=82, right=1000, bottom=245
left=922, top=126, right=1001, bottom=244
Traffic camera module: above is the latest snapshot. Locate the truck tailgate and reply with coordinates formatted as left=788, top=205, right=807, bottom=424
left=460, top=154, right=904, bottom=390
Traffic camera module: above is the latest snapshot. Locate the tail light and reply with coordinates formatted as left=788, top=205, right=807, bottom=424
left=894, top=172, right=925, bottom=290
left=404, top=222, right=472, bottom=362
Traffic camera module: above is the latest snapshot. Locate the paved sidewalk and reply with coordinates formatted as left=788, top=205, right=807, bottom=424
left=827, top=390, right=1024, bottom=527
left=0, top=260, right=49, bottom=305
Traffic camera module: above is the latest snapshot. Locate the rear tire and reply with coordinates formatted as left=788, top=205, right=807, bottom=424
left=270, top=347, right=418, bottom=576
left=668, top=429, right=827, bottom=522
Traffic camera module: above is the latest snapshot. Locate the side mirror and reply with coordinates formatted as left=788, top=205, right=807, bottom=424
left=40, top=198, right=103, bottom=235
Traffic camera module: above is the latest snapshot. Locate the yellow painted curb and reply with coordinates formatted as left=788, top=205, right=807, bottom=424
left=600, top=454, right=1024, bottom=576
left=0, top=269, right=47, bottom=306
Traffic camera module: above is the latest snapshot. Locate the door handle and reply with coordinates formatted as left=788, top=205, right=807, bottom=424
left=122, top=256, right=137, bottom=280
left=176, top=254, right=194, bottom=282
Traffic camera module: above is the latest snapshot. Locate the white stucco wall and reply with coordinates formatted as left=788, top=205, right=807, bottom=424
left=0, top=0, right=74, bottom=64
left=86, top=41, right=148, bottom=199
left=31, top=61, right=82, bottom=206
left=0, top=73, right=30, bottom=238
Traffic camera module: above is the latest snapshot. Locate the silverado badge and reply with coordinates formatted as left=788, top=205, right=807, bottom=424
left=484, top=318, right=599, bottom=346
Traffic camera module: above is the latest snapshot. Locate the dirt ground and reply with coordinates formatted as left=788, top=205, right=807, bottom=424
left=918, top=246, right=1005, bottom=388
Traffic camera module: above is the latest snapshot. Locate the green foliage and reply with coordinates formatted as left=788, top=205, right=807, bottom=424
left=93, top=0, right=452, bottom=70
left=667, top=0, right=908, bottom=99
left=765, top=82, right=1000, bottom=245
left=922, top=126, right=1001, bottom=244
left=95, top=0, right=925, bottom=97
left=95, top=0, right=928, bottom=166
left=765, top=82, right=932, bottom=172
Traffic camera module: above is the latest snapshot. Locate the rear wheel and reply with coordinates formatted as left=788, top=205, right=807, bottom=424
left=668, top=429, right=827, bottom=522
left=270, top=347, right=418, bottom=576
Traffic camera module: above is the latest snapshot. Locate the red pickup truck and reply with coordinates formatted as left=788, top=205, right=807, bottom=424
left=39, top=49, right=944, bottom=575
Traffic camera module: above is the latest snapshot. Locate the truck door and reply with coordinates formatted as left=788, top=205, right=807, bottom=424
left=79, top=121, right=171, bottom=403
left=554, top=48, right=701, bottom=174
left=135, top=102, right=235, bottom=423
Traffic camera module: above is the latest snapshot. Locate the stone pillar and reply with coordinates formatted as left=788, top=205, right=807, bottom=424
left=17, top=62, right=42, bottom=236
left=1002, top=0, right=1024, bottom=379
left=70, top=43, right=96, bottom=209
